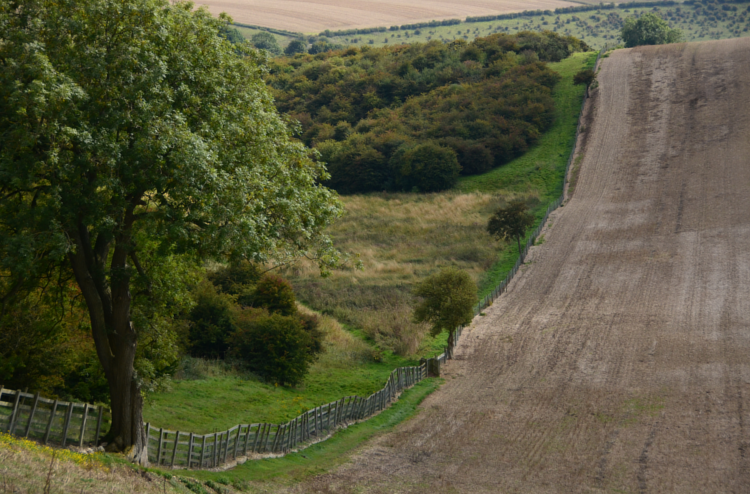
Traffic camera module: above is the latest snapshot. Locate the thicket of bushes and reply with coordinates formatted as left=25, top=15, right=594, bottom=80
left=268, top=31, right=589, bottom=193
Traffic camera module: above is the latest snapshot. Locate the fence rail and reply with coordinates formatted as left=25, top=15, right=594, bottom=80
left=0, top=387, right=109, bottom=449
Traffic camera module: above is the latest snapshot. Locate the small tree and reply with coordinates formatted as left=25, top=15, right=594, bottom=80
left=229, top=311, right=315, bottom=386
left=284, top=39, right=307, bottom=56
left=413, top=268, right=477, bottom=349
left=251, top=274, right=297, bottom=316
left=487, top=200, right=535, bottom=254
left=251, top=31, right=282, bottom=55
left=573, top=68, right=596, bottom=97
left=621, top=13, right=683, bottom=48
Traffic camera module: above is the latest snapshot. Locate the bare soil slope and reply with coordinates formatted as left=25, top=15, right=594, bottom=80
left=291, top=37, right=750, bottom=492
left=197, top=0, right=575, bottom=33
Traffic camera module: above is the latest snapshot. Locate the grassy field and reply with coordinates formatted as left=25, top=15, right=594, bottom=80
left=244, top=1, right=750, bottom=50
left=143, top=307, right=446, bottom=433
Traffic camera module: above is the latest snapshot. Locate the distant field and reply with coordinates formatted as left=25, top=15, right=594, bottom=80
left=324, top=1, right=750, bottom=49
left=197, top=0, right=577, bottom=33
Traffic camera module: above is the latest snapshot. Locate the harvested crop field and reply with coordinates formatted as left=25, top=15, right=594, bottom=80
left=280, top=38, right=750, bottom=492
left=195, top=0, right=576, bottom=33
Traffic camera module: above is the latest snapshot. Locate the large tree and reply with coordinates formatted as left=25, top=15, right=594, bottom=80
left=621, top=13, right=683, bottom=48
left=0, top=0, right=342, bottom=461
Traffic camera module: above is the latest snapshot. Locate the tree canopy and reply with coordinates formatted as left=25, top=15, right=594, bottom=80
left=0, top=0, right=341, bottom=459
left=621, top=13, right=683, bottom=47
left=487, top=200, right=535, bottom=254
left=413, top=268, right=476, bottom=350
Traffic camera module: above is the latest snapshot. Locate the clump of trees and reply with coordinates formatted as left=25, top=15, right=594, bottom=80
left=621, top=12, right=683, bottom=47
left=187, top=262, right=323, bottom=387
left=269, top=31, right=589, bottom=194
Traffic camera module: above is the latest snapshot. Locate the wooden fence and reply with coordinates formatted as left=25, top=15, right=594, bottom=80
left=0, top=387, right=109, bottom=449
left=145, top=363, right=430, bottom=467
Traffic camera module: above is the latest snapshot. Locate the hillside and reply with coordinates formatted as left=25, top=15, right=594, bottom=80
left=276, top=37, right=750, bottom=492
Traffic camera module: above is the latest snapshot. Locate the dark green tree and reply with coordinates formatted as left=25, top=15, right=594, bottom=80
left=0, top=0, right=341, bottom=459
left=187, top=282, right=235, bottom=359
left=229, top=311, right=316, bottom=386
left=573, top=68, right=596, bottom=96
left=251, top=31, right=282, bottom=55
left=284, top=39, right=308, bottom=55
left=487, top=200, right=535, bottom=254
left=621, top=13, right=683, bottom=47
left=413, top=268, right=477, bottom=349
left=391, top=142, right=461, bottom=192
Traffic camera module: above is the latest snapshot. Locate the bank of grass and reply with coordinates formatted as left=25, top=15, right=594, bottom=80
left=0, top=432, right=196, bottom=494
left=182, top=378, right=442, bottom=488
left=143, top=308, right=446, bottom=433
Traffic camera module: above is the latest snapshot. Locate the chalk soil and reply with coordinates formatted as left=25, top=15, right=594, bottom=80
left=285, top=38, right=750, bottom=492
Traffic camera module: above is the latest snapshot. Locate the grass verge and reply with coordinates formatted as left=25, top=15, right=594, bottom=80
left=181, top=378, right=442, bottom=488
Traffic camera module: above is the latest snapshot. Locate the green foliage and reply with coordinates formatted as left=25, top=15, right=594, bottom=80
left=621, top=12, right=683, bottom=47
left=268, top=31, right=588, bottom=193
left=297, top=311, right=325, bottom=356
left=208, top=261, right=262, bottom=295
left=573, top=68, right=596, bottom=86
left=0, top=0, right=343, bottom=439
left=487, top=200, right=536, bottom=254
left=284, top=39, right=308, bottom=55
left=187, top=282, right=235, bottom=359
left=251, top=31, right=282, bottom=54
left=229, top=311, right=316, bottom=386
left=413, top=268, right=477, bottom=344
left=390, top=142, right=461, bottom=192
left=219, top=26, right=245, bottom=45
left=251, top=274, right=298, bottom=316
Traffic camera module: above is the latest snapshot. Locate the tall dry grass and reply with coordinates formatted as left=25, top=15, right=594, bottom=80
left=285, top=191, right=534, bottom=355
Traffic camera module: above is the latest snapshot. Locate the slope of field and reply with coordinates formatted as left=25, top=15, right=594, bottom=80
left=198, top=0, right=576, bottom=33
left=276, top=37, right=750, bottom=492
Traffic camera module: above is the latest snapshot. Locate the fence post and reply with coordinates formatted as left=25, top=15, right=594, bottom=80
left=7, top=391, right=21, bottom=434
left=78, top=403, right=90, bottom=447
left=213, top=432, right=219, bottom=467
left=233, top=425, right=241, bottom=459
left=44, top=400, right=59, bottom=445
left=94, top=406, right=104, bottom=448
left=243, top=425, right=251, bottom=455
left=170, top=431, right=180, bottom=467
left=25, top=392, right=41, bottom=439
left=61, top=403, right=74, bottom=447
left=156, top=428, right=164, bottom=466
left=200, top=435, right=207, bottom=468
left=145, top=423, right=151, bottom=463
left=187, top=432, right=195, bottom=469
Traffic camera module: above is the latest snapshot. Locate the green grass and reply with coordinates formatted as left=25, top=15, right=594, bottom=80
left=144, top=312, right=446, bottom=433
left=179, top=378, right=442, bottom=487
left=470, top=51, right=596, bottom=298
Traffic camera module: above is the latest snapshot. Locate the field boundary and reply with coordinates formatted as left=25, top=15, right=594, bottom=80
left=0, top=387, right=109, bottom=450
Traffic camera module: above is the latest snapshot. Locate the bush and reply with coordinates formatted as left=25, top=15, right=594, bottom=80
left=187, top=282, right=235, bottom=359
left=251, top=32, right=281, bottom=55
left=284, top=39, right=307, bottom=55
left=391, top=142, right=461, bottom=192
left=621, top=13, right=683, bottom=47
left=298, top=311, right=325, bottom=356
left=252, top=274, right=297, bottom=316
left=229, top=311, right=316, bottom=386
left=573, top=68, right=596, bottom=86
left=208, top=260, right=261, bottom=295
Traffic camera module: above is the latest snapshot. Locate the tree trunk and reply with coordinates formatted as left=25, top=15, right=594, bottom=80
left=447, top=329, right=455, bottom=358
left=66, top=214, right=147, bottom=464
left=517, top=236, right=522, bottom=256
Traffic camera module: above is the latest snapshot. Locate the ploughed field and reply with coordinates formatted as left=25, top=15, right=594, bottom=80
left=288, top=37, right=750, bottom=492
left=195, top=0, right=576, bottom=33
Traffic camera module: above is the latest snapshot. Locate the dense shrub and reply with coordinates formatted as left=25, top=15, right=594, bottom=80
left=298, top=311, right=325, bottom=356
left=208, top=260, right=262, bottom=295
left=621, top=13, right=683, bottom=47
left=250, top=32, right=281, bottom=55
left=252, top=274, right=297, bottom=316
left=284, top=39, right=307, bottom=55
left=228, top=311, right=316, bottom=386
left=390, top=142, right=461, bottom=192
left=187, top=282, right=235, bottom=359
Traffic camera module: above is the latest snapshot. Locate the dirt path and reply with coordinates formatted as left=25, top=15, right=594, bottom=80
left=288, top=38, right=750, bottom=493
